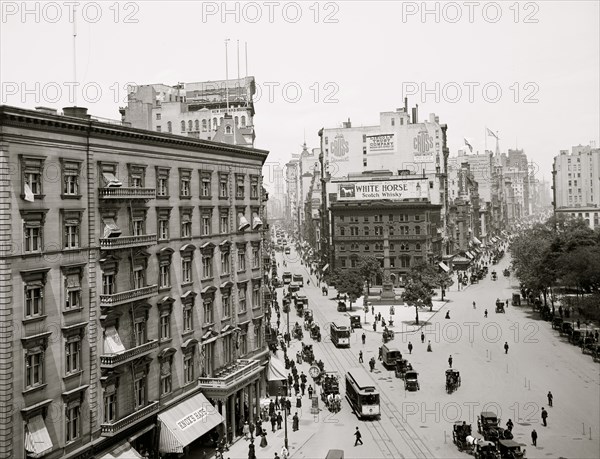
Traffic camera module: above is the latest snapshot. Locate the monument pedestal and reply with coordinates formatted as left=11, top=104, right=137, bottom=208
left=380, top=281, right=396, bottom=300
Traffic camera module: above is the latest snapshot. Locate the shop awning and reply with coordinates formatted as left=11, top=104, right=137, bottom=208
left=99, top=440, right=143, bottom=459
left=25, top=415, right=53, bottom=458
left=465, top=251, right=474, bottom=259
left=472, top=236, right=482, bottom=245
left=438, top=262, right=450, bottom=272
left=491, top=236, right=498, bottom=243
left=267, top=357, right=287, bottom=381
left=104, top=326, right=126, bottom=354
left=158, top=392, right=224, bottom=454
left=322, top=264, right=329, bottom=272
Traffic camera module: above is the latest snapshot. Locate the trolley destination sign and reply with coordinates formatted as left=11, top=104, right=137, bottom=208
left=337, top=179, right=428, bottom=201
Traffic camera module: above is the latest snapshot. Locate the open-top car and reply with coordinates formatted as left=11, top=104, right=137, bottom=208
left=404, top=370, right=419, bottom=391
left=452, top=421, right=472, bottom=452
left=495, top=301, right=505, bottom=313
left=497, top=439, right=526, bottom=459
left=395, top=359, right=411, bottom=379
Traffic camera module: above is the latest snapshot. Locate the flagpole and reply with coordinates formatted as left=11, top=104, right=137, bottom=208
left=485, top=126, right=487, bottom=153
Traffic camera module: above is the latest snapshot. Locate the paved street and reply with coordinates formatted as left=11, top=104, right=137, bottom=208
left=225, top=246, right=600, bottom=459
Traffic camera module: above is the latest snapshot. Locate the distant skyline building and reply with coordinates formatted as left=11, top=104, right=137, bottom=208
left=553, top=144, right=600, bottom=229
left=120, top=77, right=256, bottom=147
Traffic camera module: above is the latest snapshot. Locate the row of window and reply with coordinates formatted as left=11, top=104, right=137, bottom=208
left=338, top=225, right=422, bottom=236
left=19, top=155, right=261, bottom=202
left=338, top=214, right=422, bottom=223
left=338, top=255, right=423, bottom=269
left=156, top=115, right=248, bottom=133
left=339, top=243, right=422, bottom=252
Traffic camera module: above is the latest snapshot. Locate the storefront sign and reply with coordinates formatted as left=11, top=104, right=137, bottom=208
left=176, top=407, right=209, bottom=431
left=367, top=134, right=395, bottom=152
left=330, top=133, right=349, bottom=160
left=337, top=179, right=428, bottom=201
left=413, top=129, right=435, bottom=163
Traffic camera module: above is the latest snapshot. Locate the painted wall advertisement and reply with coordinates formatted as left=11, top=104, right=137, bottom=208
left=337, top=179, right=429, bottom=201
left=367, top=133, right=395, bottom=153
left=412, top=127, right=435, bottom=163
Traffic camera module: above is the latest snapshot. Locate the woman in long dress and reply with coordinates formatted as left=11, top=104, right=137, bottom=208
left=260, top=432, right=268, bottom=448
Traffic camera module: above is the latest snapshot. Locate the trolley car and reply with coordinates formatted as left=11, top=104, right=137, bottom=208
left=330, top=323, right=351, bottom=348
left=345, top=367, right=380, bottom=419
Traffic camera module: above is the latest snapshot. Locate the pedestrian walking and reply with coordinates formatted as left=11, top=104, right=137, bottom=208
left=371, top=305, right=374, bottom=315
left=373, top=322, right=377, bottom=332
left=260, top=432, right=268, bottom=448
left=504, top=342, right=509, bottom=354
left=243, top=421, right=250, bottom=440
left=531, top=429, right=537, bottom=446
left=378, top=346, right=383, bottom=361
left=448, top=355, right=453, bottom=368
left=362, top=333, right=366, bottom=345
left=286, top=399, right=292, bottom=414
left=473, top=301, right=476, bottom=309
left=354, top=427, right=363, bottom=446
left=300, top=371, right=307, bottom=384
left=547, top=391, right=553, bottom=407
left=292, top=412, right=299, bottom=431
left=421, top=331, right=425, bottom=343
left=307, top=385, right=313, bottom=399
left=541, top=408, right=548, bottom=426
left=270, top=415, right=276, bottom=432
left=369, top=357, right=376, bottom=372
left=301, top=381, right=306, bottom=396
left=358, top=350, right=363, bottom=363
left=296, top=395, right=302, bottom=409
left=484, top=309, right=488, bottom=318
left=427, top=340, right=432, bottom=352
left=408, top=342, right=413, bottom=354
left=506, top=419, right=514, bottom=432
left=294, top=382, right=300, bottom=397
left=270, top=399, right=276, bottom=415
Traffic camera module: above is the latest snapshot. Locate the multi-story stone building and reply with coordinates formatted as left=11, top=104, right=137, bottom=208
left=120, top=78, right=256, bottom=147
left=328, top=172, right=443, bottom=286
left=0, top=105, right=269, bottom=459
left=553, top=144, right=600, bottom=229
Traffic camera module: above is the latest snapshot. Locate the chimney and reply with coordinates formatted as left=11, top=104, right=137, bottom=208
left=411, top=107, right=416, bottom=124
left=63, top=106, right=90, bottom=119
left=404, top=97, right=408, bottom=113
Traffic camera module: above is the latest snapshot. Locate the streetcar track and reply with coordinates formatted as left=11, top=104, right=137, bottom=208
left=295, top=273, right=433, bottom=459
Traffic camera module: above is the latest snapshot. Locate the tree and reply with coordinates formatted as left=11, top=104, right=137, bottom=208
left=358, top=256, right=383, bottom=295
left=333, top=268, right=364, bottom=311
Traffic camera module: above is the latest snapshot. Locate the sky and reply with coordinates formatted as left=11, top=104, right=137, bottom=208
left=2, top=1, right=599, bottom=189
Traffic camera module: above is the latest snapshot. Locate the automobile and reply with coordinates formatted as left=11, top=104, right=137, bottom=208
left=497, top=439, right=526, bottom=459
left=350, top=316, right=362, bottom=329
left=289, top=282, right=300, bottom=294
left=293, top=274, right=304, bottom=286
left=452, top=422, right=472, bottom=452
left=511, top=293, right=521, bottom=306
left=337, top=301, right=347, bottom=312
left=404, top=370, right=420, bottom=391
left=282, top=272, right=292, bottom=284
left=272, top=277, right=282, bottom=288
left=295, top=294, right=308, bottom=307
left=495, top=301, right=505, bottom=313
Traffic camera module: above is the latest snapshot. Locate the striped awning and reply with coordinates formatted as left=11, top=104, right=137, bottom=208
left=104, top=326, right=126, bottom=354
left=322, top=264, right=329, bottom=272
left=99, top=440, right=143, bottom=459
left=438, top=262, right=450, bottom=272
left=465, top=252, right=474, bottom=259
left=158, top=392, right=224, bottom=454
left=25, top=415, right=53, bottom=458
left=472, top=236, right=482, bottom=245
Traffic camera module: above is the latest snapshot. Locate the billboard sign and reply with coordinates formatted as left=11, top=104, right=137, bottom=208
left=337, top=179, right=428, bottom=201
left=367, top=134, right=395, bottom=153
left=413, top=128, right=435, bottom=163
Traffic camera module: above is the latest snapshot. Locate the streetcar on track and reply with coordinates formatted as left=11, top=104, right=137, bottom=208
left=282, top=272, right=292, bottom=284
left=330, top=323, right=351, bottom=348
left=345, top=367, right=380, bottom=419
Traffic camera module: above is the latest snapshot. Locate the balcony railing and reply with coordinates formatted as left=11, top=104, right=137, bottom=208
left=99, top=187, right=156, bottom=199
left=100, top=234, right=157, bottom=250
left=198, top=359, right=261, bottom=389
left=100, top=339, right=159, bottom=368
left=100, top=284, right=158, bottom=307
left=100, top=400, right=159, bottom=437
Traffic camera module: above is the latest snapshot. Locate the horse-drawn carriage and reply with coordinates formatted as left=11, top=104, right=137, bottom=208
left=292, top=323, right=303, bottom=340
left=452, top=422, right=472, bottom=452
left=320, top=372, right=341, bottom=412
left=560, top=321, right=573, bottom=336
left=471, top=439, right=501, bottom=459
left=446, top=369, right=461, bottom=393
left=404, top=370, right=420, bottom=391
left=303, top=309, right=314, bottom=329
left=503, top=268, right=510, bottom=277
left=470, top=274, right=479, bottom=284
left=302, top=343, right=314, bottom=364
left=382, top=327, right=395, bottom=343
left=337, top=301, right=347, bottom=312
left=394, top=359, right=412, bottom=379
left=491, top=271, right=498, bottom=281
left=310, top=323, right=321, bottom=342
left=495, top=300, right=505, bottom=313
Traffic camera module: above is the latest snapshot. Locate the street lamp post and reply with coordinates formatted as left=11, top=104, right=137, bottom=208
left=284, top=400, right=289, bottom=449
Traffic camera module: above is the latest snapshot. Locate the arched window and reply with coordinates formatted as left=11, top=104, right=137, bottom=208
left=202, top=119, right=207, bottom=131
left=234, top=116, right=239, bottom=126
left=195, top=119, right=199, bottom=131
left=241, top=116, right=246, bottom=127
left=181, top=121, right=186, bottom=132
left=219, top=117, right=223, bottom=125
left=213, top=118, right=217, bottom=129
left=416, top=243, right=421, bottom=251
left=415, top=226, right=421, bottom=235
left=167, top=121, right=172, bottom=133
left=188, top=120, right=193, bottom=131
left=226, top=126, right=232, bottom=134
